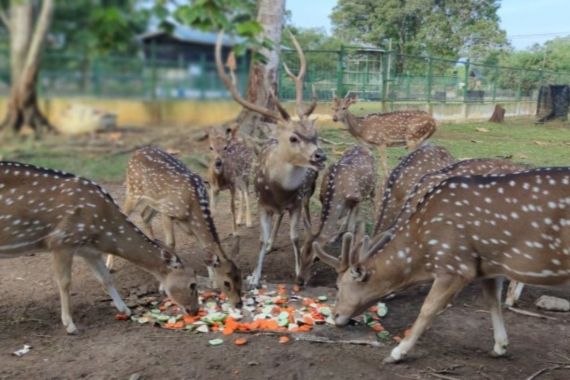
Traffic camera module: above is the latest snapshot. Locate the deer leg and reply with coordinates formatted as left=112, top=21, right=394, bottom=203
left=482, top=278, right=509, bottom=357
left=209, top=187, right=216, bottom=212
left=303, top=196, right=312, bottom=229
left=161, top=214, right=176, bottom=249
left=267, top=212, right=284, bottom=253
left=107, top=195, right=139, bottom=270
left=505, top=281, right=524, bottom=307
left=243, top=188, right=252, bottom=228
left=289, top=207, right=302, bottom=278
left=140, top=206, right=157, bottom=240
left=228, top=188, right=238, bottom=235
left=249, top=208, right=273, bottom=288
left=52, top=249, right=77, bottom=334
left=386, top=274, right=466, bottom=363
left=235, top=188, right=243, bottom=226
left=377, top=145, right=389, bottom=179
left=80, top=250, right=131, bottom=316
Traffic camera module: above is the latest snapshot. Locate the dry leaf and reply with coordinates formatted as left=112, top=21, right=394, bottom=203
left=534, top=141, right=548, bottom=146
left=475, top=127, right=489, bottom=133
left=517, top=153, right=528, bottom=159
left=470, top=139, right=482, bottom=144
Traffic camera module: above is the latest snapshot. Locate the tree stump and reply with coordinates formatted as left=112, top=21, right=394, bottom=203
left=489, top=104, right=506, bottom=123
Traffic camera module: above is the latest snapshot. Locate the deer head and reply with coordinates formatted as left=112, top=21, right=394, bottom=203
left=208, top=126, right=236, bottom=175
left=332, top=95, right=358, bottom=123
left=157, top=243, right=201, bottom=315
left=207, top=237, right=243, bottom=308
left=215, top=30, right=326, bottom=171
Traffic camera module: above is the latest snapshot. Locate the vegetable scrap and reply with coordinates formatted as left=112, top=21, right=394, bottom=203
left=118, top=285, right=393, bottom=344
left=13, top=344, right=32, bottom=357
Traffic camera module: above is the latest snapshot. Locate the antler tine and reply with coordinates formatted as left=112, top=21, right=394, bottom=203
left=312, top=241, right=340, bottom=271
left=282, top=29, right=308, bottom=118
left=215, top=32, right=282, bottom=122
left=302, top=84, right=318, bottom=117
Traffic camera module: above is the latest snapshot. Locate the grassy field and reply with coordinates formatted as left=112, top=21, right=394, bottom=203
left=1, top=117, right=570, bottom=183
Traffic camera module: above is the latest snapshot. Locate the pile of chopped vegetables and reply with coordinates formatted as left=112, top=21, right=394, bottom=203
left=117, top=284, right=393, bottom=346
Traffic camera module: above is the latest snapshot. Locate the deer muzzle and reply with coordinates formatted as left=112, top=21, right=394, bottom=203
left=310, top=148, right=327, bottom=170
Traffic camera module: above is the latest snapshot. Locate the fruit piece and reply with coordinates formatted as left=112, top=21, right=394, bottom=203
left=318, top=295, right=328, bottom=302
left=376, top=302, right=388, bottom=317
left=234, top=338, right=248, bottom=346
left=404, top=328, right=412, bottom=337
left=208, top=338, right=224, bottom=346
left=371, top=323, right=384, bottom=333
left=196, top=325, right=209, bottom=333
left=164, top=321, right=185, bottom=330
left=115, top=313, right=129, bottom=321
left=279, top=336, right=290, bottom=344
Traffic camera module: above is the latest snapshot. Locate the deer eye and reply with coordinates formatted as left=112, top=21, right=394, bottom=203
left=289, top=135, right=299, bottom=144
left=209, top=146, right=214, bottom=151
left=189, top=283, right=197, bottom=291
left=342, top=107, right=346, bottom=110
left=223, top=281, right=231, bottom=289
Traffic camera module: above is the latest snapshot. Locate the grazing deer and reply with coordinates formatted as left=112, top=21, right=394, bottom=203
left=0, top=161, right=199, bottom=334
left=332, top=96, right=436, bottom=177
left=216, top=31, right=326, bottom=288
left=106, top=146, right=243, bottom=308
left=208, top=125, right=254, bottom=235
left=374, top=144, right=455, bottom=235
left=297, top=145, right=376, bottom=286
left=314, top=167, right=570, bottom=363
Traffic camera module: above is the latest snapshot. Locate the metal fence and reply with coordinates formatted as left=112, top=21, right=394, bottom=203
left=2, top=46, right=570, bottom=103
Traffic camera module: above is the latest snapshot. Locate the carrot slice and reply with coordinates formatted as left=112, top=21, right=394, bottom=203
left=371, top=323, right=384, bottom=333
left=234, top=337, right=248, bottom=346
left=115, top=313, right=130, bottom=321
left=164, top=321, right=185, bottom=329
left=279, top=336, right=290, bottom=344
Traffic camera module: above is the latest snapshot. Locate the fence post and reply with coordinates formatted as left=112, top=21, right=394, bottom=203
left=492, top=66, right=498, bottom=102
left=381, top=51, right=388, bottom=101
left=93, top=57, right=101, bottom=97
left=199, top=53, right=206, bottom=100
left=336, top=45, right=344, bottom=97
left=516, top=70, right=522, bottom=101
left=463, top=58, right=470, bottom=103
left=150, top=40, right=157, bottom=100
left=426, top=57, right=433, bottom=103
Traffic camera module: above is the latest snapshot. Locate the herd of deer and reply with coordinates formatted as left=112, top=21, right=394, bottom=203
left=1, top=31, right=568, bottom=364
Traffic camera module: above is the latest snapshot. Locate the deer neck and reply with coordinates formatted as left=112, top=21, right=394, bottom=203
left=99, top=218, right=170, bottom=280
left=265, top=145, right=308, bottom=191
left=345, top=112, right=365, bottom=138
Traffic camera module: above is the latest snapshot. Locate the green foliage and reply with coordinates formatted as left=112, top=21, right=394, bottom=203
left=154, top=0, right=268, bottom=61
left=331, top=0, right=507, bottom=63
left=52, top=0, right=149, bottom=57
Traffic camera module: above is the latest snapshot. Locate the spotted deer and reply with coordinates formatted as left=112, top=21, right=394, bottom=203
left=297, top=145, right=376, bottom=286
left=106, top=146, right=243, bottom=308
left=332, top=96, right=436, bottom=178
left=208, top=125, right=254, bottom=235
left=0, top=161, right=199, bottom=334
left=314, top=167, right=570, bottom=363
left=216, top=31, right=326, bottom=288
left=374, top=144, right=455, bottom=235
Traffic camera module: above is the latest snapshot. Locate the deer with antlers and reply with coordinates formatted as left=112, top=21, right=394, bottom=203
left=208, top=125, right=255, bottom=235
left=296, top=145, right=376, bottom=286
left=105, top=146, right=243, bottom=308
left=314, top=167, right=570, bottom=362
left=0, top=161, right=199, bottom=334
left=216, top=31, right=326, bottom=288
left=332, top=96, right=436, bottom=178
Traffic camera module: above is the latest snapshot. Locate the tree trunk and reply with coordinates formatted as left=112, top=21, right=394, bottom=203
left=236, top=0, right=285, bottom=136
left=1, top=0, right=55, bottom=136
left=489, top=104, right=505, bottom=123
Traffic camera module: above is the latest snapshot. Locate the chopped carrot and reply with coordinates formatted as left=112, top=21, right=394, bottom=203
left=223, top=317, right=239, bottom=335
left=371, top=323, right=384, bottom=333
left=183, top=315, right=200, bottom=324
left=115, top=313, right=130, bottom=321
left=291, top=325, right=312, bottom=333
left=279, top=336, right=290, bottom=344
left=234, top=338, right=248, bottom=346
left=404, top=328, right=412, bottom=337
left=218, top=293, right=228, bottom=301
left=158, top=305, right=167, bottom=312
left=303, top=316, right=314, bottom=326
left=275, top=297, right=287, bottom=305
left=303, top=298, right=316, bottom=306
left=211, top=323, right=220, bottom=332
left=164, top=321, right=185, bottom=329
left=271, top=306, right=281, bottom=315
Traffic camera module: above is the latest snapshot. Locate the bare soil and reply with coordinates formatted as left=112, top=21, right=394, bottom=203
left=1, top=128, right=569, bottom=380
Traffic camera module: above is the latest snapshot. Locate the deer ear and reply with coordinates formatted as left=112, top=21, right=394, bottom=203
left=160, top=249, right=183, bottom=269
left=350, top=264, right=368, bottom=282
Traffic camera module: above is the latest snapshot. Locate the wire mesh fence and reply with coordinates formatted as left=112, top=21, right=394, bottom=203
left=1, top=45, right=570, bottom=103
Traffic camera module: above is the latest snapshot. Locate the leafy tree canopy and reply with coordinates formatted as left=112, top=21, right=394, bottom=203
left=331, top=0, right=508, bottom=61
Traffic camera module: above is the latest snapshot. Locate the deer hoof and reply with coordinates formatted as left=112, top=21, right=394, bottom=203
left=490, top=345, right=509, bottom=358
left=65, top=323, right=79, bottom=335
left=383, top=355, right=403, bottom=364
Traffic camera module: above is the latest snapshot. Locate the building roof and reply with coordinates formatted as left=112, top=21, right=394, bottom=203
left=139, top=26, right=243, bottom=47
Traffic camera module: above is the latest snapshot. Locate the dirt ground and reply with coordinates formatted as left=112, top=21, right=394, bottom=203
left=1, top=127, right=569, bottom=380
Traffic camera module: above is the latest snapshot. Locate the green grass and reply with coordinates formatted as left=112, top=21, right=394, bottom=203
left=2, top=117, right=570, bottom=183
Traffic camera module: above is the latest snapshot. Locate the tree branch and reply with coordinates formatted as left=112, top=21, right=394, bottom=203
left=0, top=7, right=9, bottom=32
left=23, top=0, right=54, bottom=74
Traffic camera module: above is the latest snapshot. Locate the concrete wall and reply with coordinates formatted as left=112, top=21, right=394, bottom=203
left=0, top=97, right=537, bottom=129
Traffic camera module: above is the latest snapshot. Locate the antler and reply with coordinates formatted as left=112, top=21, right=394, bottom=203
left=215, top=32, right=282, bottom=122
left=282, top=30, right=315, bottom=118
